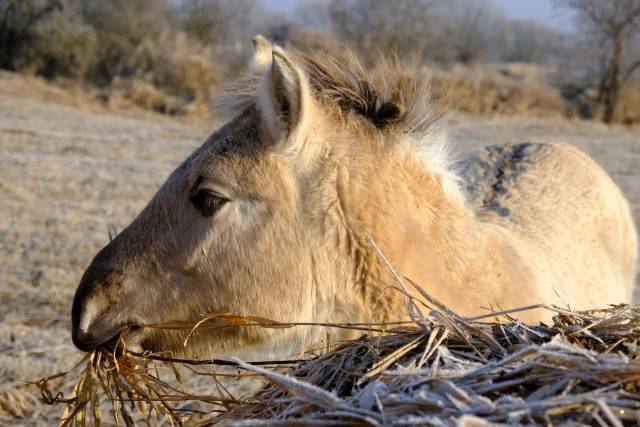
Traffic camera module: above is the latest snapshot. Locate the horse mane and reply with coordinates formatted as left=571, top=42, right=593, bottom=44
left=306, top=51, right=442, bottom=130
left=220, top=47, right=444, bottom=132
left=219, top=45, right=461, bottom=201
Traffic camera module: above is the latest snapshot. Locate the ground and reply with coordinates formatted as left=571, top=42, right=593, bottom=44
left=0, top=72, right=638, bottom=425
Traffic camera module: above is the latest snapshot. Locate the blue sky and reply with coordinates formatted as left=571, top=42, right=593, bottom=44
left=263, top=0, right=575, bottom=32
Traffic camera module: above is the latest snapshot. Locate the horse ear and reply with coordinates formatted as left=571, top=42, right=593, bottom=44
left=251, top=35, right=272, bottom=74
left=257, top=47, right=311, bottom=146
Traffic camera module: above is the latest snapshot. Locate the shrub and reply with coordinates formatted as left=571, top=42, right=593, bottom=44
left=27, top=9, right=97, bottom=80
left=614, top=82, right=640, bottom=125
left=79, top=0, right=170, bottom=85
left=0, top=0, right=62, bottom=71
left=107, top=31, right=219, bottom=115
left=431, top=63, right=567, bottom=118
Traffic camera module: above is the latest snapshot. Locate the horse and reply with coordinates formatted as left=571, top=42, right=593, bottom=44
left=71, top=37, right=637, bottom=359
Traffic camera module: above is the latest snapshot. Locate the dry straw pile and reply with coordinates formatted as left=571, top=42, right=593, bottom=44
left=35, top=287, right=640, bottom=426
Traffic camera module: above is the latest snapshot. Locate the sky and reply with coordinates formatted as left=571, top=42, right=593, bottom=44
left=263, top=0, right=576, bottom=32
left=492, top=0, right=574, bottom=31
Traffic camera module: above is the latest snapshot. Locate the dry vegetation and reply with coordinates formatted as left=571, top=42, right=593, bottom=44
left=431, top=63, right=568, bottom=118
left=433, top=65, right=640, bottom=124
left=0, top=0, right=253, bottom=117
left=221, top=302, right=640, bottom=425
left=2, top=0, right=640, bottom=124
left=28, top=300, right=640, bottom=426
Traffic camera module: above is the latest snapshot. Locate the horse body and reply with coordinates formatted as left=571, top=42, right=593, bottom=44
left=457, top=142, right=636, bottom=319
left=71, top=38, right=637, bottom=358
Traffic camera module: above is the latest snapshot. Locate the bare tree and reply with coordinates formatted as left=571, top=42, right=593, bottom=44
left=257, top=11, right=343, bottom=58
left=305, top=0, right=505, bottom=65
left=175, top=0, right=259, bottom=76
left=326, top=0, right=439, bottom=64
left=294, top=0, right=334, bottom=29
left=501, top=19, right=567, bottom=64
left=176, top=0, right=256, bottom=46
left=557, top=0, right=640, bottom=122
left=438, top=0, right=504, bottom=64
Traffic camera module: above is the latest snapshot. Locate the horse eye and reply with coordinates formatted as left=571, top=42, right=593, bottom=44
left=189, top=191, right=228, bottom=217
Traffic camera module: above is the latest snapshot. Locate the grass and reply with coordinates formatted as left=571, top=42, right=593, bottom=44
left=32, top=283, right=640, bottom=426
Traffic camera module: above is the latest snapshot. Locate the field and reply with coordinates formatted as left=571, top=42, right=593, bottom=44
left=0, top=72, right=638, bottom=425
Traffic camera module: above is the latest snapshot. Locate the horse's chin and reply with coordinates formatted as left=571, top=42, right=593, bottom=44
left=104, top=325, right=152, bottom=355
left=121, top=329, right=201, bottom=359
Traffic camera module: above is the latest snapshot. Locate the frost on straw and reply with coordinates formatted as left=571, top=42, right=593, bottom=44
left=34, top=287, right=640, bottom=426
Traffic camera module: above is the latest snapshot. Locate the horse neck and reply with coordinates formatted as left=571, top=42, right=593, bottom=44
left=339, top=149, right=522, bottom=320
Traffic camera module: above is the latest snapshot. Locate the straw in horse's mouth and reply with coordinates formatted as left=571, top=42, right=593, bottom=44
left=108, top=324, right=144, bottom=351
left=87, top=323, right=144, bottom=353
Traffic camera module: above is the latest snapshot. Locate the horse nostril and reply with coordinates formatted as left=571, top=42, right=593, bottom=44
left=75, top=329, right=89, bottom=341
left=72, top=327, right=98, bottom=352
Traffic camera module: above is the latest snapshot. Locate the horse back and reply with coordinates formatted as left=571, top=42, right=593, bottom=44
left=460, top=142, right=637, bottom=304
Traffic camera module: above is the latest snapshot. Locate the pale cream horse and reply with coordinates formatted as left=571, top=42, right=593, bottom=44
left=71, top=38, right=637, bottom=359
